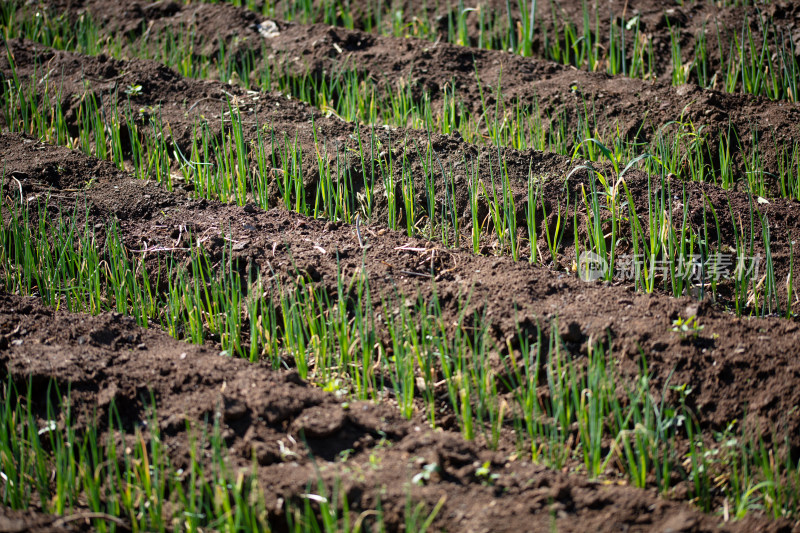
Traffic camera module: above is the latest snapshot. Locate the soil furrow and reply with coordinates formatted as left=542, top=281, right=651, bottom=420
left=47, top=0, right=800, bottom=197
left=2, top=132, right=800, bottom=459
left=3, top=40, right=800, bottom=314
left=0, top=507, right=87, bottom=532
left=224, top=0, right=800, bottom=84
left=5, top=288, right=796, bottom=532
left=58, top=0, right=800, bottom=87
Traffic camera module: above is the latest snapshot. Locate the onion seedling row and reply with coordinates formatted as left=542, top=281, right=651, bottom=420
left=0, top=377, right=451, bottom=532
left=2, top=189, right=797, bottom=520
left=6, top=8, right=800, bottom=201
left=2, top=56, right=795, bottom=317
left=201, top=0, right=800, bottom=101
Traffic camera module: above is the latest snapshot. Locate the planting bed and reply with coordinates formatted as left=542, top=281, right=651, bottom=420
left=54, top=0, right=800, bottom=191
left=2, top=0, right=800, bottom=531
left=1, top=135, right=798, bottom=532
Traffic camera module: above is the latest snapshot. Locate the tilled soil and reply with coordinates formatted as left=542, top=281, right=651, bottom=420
left=58, top=0, right=800, bottom=85
left=47, top=0, right=800, bottom=195
left=0, top=507, right=89, bottom=532
left=3, top=38, right=800, bottom=311
left=1, top=286, right=796, bottom=533
left=331, top=0, right=800, bottom=87
left=2, top=131, right=799, bottom=465
left=3, top=1, right=800, bottom=530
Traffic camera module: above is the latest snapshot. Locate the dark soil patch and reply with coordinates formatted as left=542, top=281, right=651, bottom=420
left=337, top=0, right=800, bottom=88
left=2, top=132, right=800, bottom=459
left=0, top=507, right=91, bottom=532
left=56, top=0, right=800, bottom=86
left=3, top=40, right=800, bottom=313
left=1, top=291, right=796, bottom=533
left=43, top=0, right=800, bottom=199
left=3, top=2, right=800, bottom=527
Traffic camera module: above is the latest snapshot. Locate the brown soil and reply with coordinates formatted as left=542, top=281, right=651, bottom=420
left=0, top=281, right=796, bottom=532
left=2, top=131, right=800, bottom=498
left=3, top=38, right=800, bottom=308
left=60, top=0, right=800, bottom=84
left=0, top=507, right=91, bottom=532
left=3, top=1, right=800, bottom=530
left=46, top=0, right=800, bottom=198
left=349, top=0, right=800, bottom=86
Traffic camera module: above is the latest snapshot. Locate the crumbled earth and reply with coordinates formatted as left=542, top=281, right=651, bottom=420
left=1, top=290, right=797, bottom=532
left=2, top=0, right=800, bottom=530
left=2, top=132, right=800, bottom=468
left=0, top=508, right=91, bottom=532
left=45, top=0, right=800, bottom=194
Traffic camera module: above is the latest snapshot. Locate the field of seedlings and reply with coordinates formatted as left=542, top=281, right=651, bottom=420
left=1, top=0, right=800, bottom=531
